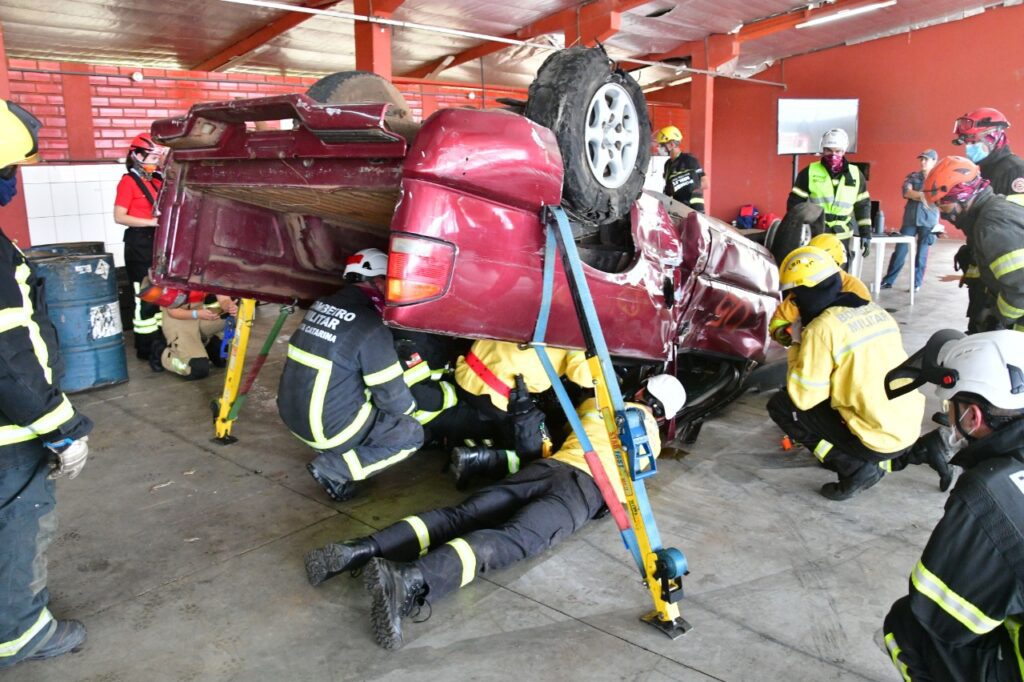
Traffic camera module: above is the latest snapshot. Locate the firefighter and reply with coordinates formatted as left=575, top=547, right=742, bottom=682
left=880, top=329, right=1024, bottom=681
left=155, top=292, right=238, bottom=379
left=788, top=128, right=872, bottom=265
left=447, top=339, right=594, bottom=487
left=0, top=100, right=94, bottom=669
left=768, top=232, right=870, bottom=347
left=277, top=248, right=423, bottom=502
left=766, top=246, right=926, bottom=500
left=656, top=125, right=707, bottom=212
left=113, top=133, right=167, bottom=369
left=302, top=374, right=686, bottom=650
left=922, top=156, right=1024, bottom=333
left=952, top=107, right=1024, bottom=205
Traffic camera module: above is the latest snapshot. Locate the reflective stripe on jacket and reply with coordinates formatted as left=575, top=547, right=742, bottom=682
left=551, top=398, right=661, bottom=505
left=786, top=301, right=924, bottom=453
left=276, top=285, right=415, bottom=451
left=770, top=271, right=871, bottom=335
left=0, top=229, right=84, bottom=448
left=959, top=191, right=1024, bottom=329
left=903, top=421, right=1024, bottom=672
left=454, top=340, right=593, bottom=412
left=789, top=161, right=871, bottom=239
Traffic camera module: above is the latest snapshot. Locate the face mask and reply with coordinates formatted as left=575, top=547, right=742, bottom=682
left=965, top=142, right=990, bottom=163
left=822, top=153, right=844, bottom=173
left=658, top=144, right=671, bottom=156
left=0, top=174, right=17, bottom=207
left=939, top=203, right=962, bottom=224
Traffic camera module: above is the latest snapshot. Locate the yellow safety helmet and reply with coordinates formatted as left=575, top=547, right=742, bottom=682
left=808, top=233, right=847, bottom=267
left=0, top=100, right=41, bottom=169
left=778, top=245, right=841, bottom=291
left=655, top=126, right=683, bottom=144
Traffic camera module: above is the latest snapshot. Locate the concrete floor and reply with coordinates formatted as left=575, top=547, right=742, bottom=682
left=6, top=239, right=965, bottom=682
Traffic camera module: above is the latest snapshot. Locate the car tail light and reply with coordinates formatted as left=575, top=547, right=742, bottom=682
left=387, top=234, right=455, bottom=305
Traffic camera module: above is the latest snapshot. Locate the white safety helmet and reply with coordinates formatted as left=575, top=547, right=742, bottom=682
left=343, top=247, right=388, bottom=281
left=820, top=128, right=849, bottom=153
left=644, top=374, right=687, bottom=419
left=934, top=330, right=1024, bottom=411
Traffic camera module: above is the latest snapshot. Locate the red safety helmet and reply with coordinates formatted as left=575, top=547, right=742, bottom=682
left=952, top=108, right=1010, bottom=145
left=129, top=132, right=156, bottom=152
left=921, top=156, right=985, bottom=205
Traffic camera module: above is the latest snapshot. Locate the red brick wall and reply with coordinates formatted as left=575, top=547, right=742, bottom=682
left=4, top=59, right=536, bottom=161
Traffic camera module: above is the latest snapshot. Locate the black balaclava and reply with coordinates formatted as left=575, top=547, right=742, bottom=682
left=792, top=272, right=868, bottom=326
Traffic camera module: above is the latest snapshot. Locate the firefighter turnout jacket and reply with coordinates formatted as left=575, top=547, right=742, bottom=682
left=958, top=190, right=1024, bottom=331
left=454, top=340, right=593, bottom=412
left=786, top=301, right=924, bottom=453
left=789, top=160, right=871, bottom=240
left=277, top=285, right=416, bottom=451
left=980, top=145, right=1024, bottom=206
left=883, top=418, right=1024, bottom=680
left=393, top=329, right=458, bottom=427
left=0, top=229, right=92, bottom=453
left=769, top=271, right=871, bottom=344
left=552, top=397, right=660, bottom=504
left=662, top=152, right=705, bottom=211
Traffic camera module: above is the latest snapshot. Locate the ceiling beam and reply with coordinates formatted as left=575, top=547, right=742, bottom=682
left=402, top=0, right=651, bottom=79
left=736, top=0, right=884, bottom=43
left=191, top=0, right=402, bottom=72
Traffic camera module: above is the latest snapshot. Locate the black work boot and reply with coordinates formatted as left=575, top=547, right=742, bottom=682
left=364, top=558, right=427, bottom=650
left=25, top=620, right=86, bottom=662
left=148, top=336, right=167, bottom=373
left=205, top=335, right=226, bottom=368
left=305, top=537, right=380, bottom=586
left=307, top=462, right=357, bottom=502
left=449, top=447, right=513, bottom=490
left=820, top=463, right=885, bottom=501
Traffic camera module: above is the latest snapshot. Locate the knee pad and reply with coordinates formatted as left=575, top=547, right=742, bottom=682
left=187, top=358, right=211, bottom=380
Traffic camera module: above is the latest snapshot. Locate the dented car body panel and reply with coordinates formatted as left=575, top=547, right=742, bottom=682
left=151, top=94, right=779, bottom=364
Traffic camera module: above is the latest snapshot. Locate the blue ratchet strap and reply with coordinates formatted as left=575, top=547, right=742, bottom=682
left=530, top=211, right=646, bottom=571
left=220, top=315, right=236, bottom=360
left=542, top=206, right=667, bottom=554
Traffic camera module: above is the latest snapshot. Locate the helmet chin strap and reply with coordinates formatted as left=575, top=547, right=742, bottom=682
left=952, top=401, right=978, bottom=443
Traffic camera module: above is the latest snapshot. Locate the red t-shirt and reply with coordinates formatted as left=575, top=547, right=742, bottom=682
left=114, top=174, right=162, bottom=219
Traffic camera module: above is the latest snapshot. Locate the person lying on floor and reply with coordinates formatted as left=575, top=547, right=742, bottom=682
left=303, top=374, right=686, bottom=650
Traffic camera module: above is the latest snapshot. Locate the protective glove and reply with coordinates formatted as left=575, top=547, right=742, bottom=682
left=45, top=436, right=90, bottom=480
left=508, top=374, right=534, bottom=416
left=953, top=244, right=975, bottom=273
left=860, top=238, right=871, bottom=258
left=770, top=324, right=793, bottom=347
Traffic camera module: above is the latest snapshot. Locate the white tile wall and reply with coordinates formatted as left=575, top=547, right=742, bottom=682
left=21, top=163, right=130, bottom=266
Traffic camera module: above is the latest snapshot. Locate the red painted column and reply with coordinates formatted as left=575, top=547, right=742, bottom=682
left=0, top=22, right=31, bottom=246
left=60, top=61, right=96, bottom=159
left=564, top=0, right=621, bottom=47
left=690, top=53, right=714, bottom=214
left=354, top=0, right=393, bottom=80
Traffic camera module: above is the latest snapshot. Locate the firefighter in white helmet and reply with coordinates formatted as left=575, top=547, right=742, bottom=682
left=881, top=329, right=1024, bottom=680
left=277, top=248, right=424, bottom=502
left=788, top=128, right=872, bottom=265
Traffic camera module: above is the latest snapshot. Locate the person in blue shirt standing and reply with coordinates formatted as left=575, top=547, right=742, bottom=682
left=881, top=149, right=941, bottom=292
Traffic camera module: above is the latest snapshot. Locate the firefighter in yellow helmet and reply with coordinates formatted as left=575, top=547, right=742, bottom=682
left=768, top=233, right=870, bottom=347
left=0, top=100, right=93, bottom=669
left=766, top=246, right=925, bottom=500
left=655, top=125, right=707, bottom=212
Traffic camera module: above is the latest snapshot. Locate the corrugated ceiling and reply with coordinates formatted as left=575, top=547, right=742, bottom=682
left=0, top=1, right=1004, bottom=88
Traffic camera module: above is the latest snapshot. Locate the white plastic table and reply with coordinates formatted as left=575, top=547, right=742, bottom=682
left=850, top=235, right=916, bottom=306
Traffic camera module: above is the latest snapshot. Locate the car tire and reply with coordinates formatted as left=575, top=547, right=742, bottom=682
left=525, top=47, right=651, bottom=225
left=768, top=203, right=824, bottom=265
left=305, top=71, right=419, bottom=140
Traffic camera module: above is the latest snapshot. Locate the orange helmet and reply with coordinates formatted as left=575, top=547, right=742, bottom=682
left=952, top=108, right=1010, bottom=146
left=921, top=156, right=985, bottom=205
left=129, top=132, right=156, bottom=152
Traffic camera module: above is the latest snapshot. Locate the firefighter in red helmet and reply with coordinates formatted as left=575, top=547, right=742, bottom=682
left=113, top=133, right=167, bottom=370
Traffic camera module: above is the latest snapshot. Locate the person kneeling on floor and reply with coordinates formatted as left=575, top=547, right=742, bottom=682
left=303, top=374, right=685, bottom=650
left=767, top=246, right=926, bottom=500
left=880, top=329, right=1024, bottom=681
left=152, top=290, right=238, bottom=379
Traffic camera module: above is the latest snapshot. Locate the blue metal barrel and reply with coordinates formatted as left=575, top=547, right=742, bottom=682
left=23, top=241, right=105, bottom=259
left=28, top=250, right=129, bottom=393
